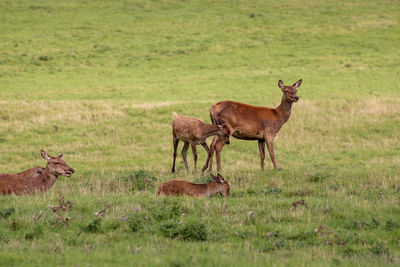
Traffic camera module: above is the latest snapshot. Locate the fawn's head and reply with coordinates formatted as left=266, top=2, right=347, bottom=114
left=216, top=119, right=231, bottom=145
left=41, top=150, right=75, bottom=177
left=278, top=79, right=302, bottom=103
left=210, top=173, right=230, bottom=197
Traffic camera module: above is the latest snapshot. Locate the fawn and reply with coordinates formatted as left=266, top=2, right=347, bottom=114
left=157, top=173, right=229, bottom=197
left=171, top=112, right=230, bottom=174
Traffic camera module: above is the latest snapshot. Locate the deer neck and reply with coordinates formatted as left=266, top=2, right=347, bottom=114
left=199, top=124, right=220, bottom=139
left=30, top=166, right=58, bottom=192
left=276, top=95, right=293, bottom=124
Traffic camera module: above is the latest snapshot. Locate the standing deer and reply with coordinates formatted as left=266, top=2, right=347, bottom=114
left=208, top=79, right=302, bottom=172
left=157, top=173, right=230, bottom=197
left=171, top=112, right=230, bottom=174
left=0, top=150, right=75, bottom=195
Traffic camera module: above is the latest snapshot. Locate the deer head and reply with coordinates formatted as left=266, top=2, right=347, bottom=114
left=210, top=173, right=230, bottom=197
left=40, top=150, right=75, bottom=177
left=278, top=79, right=302, bottom=103
left=216, top=119, right=231, bottom=145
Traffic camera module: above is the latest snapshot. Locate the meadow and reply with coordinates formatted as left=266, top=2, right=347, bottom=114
left=0, top=0, right=400, bottom=265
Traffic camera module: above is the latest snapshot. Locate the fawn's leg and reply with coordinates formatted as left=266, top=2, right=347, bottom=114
left=208, top=136, right=218, bottom=172
left=171, top=135, right=179, bottom=173
left=191, top=142, right=198, bottom=175
left=200, top=142, right=211, bottom=173
left=181, top=142, right=190, bottom=173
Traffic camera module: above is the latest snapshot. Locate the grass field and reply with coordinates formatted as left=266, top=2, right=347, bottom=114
left=1, top=0, right=400, bottom=266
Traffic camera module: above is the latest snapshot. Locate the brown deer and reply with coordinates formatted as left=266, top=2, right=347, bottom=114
left=0, top=150, right=75, bottom=195
left=171, top=112, right=230, bottom=174
left=208, top=79, right=302, bottom=172
left=157, top=173, right=229, bottom=197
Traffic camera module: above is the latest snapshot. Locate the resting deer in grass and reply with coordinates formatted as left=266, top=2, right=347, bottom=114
left=171, top=112, right=230, bottom=174
left=157, top=173, right=229, bottom=197
left=0, top=150, right=75, bottom=195
left=208, top=79, right=302, bottom=172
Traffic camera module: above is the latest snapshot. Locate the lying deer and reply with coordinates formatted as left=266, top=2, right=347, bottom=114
left=0, top=150, right=75, bottom=195
left=208, top=79, right=302, bottom=172
left=171, top=112, right=230, bottom=174
left=157, top=173, right=230, bottom=197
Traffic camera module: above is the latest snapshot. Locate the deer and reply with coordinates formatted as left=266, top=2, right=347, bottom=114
left=157, top=173, right=230, bottom=197
left=171, top=112, right=230, bottom=174
left=207, top=79, right=302, bottom=172
left=0, top=150, right=75, bottom=195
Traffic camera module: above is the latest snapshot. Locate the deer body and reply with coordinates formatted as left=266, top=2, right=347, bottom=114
left=211, top=100, right=291, bottom=140
left=172, top=112, right=230, bottom=174
left=0, top=150, right=74, bottom=195
left=157, top=173, right=229, bottom=197
left=208, top=79, right=302, bottom=172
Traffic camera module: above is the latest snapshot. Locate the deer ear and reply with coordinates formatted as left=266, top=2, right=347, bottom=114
left=219, top=119, right=225, bottom=125
left=278, top=80, right=284, bottom=90
left=217, top=173, right=225, bottom=183
left=57, top=153, right=63, bottom=159
left=216, top=118, right=225, bottom=126
left=293, top=79, right=302, bottom=88
left=40, top=150, right=51, bottom=161
left=210, top=173, right=218, bottom=181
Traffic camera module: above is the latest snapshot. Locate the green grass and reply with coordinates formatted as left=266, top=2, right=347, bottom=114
left=1, top=0, right=400, bottom=266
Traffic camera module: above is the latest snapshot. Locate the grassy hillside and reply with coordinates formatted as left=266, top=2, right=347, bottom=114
left=0, top=0, right=399, bottom=266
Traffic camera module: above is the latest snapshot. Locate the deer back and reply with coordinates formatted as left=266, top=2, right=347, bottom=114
left=172, top=115, right=204, bottom=140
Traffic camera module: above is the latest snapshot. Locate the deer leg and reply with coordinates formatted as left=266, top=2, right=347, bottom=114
left=208, top=136, right=218, bottom=172
left=265, top=137, right=278, bottom=170
left=215, top=138, right=225, bottom=173
left=191, top=142, right=198, bottom=175
left=171, top=136, right=179, bottom=173
left=258, top=140, right=266, bottom=171
left=200, top=142, right=210, bottom=174
left=181, top=142, right=190, bottom=173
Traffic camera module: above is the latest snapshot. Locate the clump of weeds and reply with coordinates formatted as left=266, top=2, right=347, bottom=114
left=25, top=225, right=43, bottom=240
left=160, top=219, right=207, bottom=241
left=0, top=207, right=15, bottom=219
left=369, top=242, right=390, bottom=256
left=85, top=218, right=102, bottom=233
left=308, top=172, right=331, bottom=183
left=50, top=196, right=73, bottom=227
left=120, top=169, right=157, bottom=192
